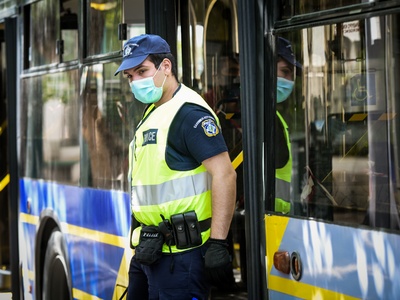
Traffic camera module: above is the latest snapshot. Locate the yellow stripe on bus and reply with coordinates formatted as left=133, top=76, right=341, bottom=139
left=20, top=212, right=127, bottom=248
left=112, top=248, right=131, bottom=300
left=265, top=215, right=290, bottom=274
left=20, top=213, right=39, bottom=225
left=268, top=275, right=359, bottom=300
left=72, top=288, right=103, bottom=300
left=62, top=223, right=127, bottom=248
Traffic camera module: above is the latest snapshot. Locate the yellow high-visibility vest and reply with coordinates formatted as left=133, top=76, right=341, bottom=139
left=129, top=84, right=220, bottom=253
left=275, top=111, right=292, bottom=213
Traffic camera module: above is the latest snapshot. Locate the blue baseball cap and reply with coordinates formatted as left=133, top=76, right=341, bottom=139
left=114, top=34, right=171, bottom=76
left=278, top=37, right=302, bottom=69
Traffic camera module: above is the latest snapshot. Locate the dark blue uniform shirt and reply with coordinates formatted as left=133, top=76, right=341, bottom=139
left=166, top=103, right=228, bottom=171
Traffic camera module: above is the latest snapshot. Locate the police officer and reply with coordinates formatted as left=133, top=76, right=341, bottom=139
left=115, top=34, right=236, bottom=299
left=275, top=37, right=302, bottom=214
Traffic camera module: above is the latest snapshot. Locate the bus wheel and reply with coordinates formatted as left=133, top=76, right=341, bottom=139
left=42, top=230, right=72, bottom=300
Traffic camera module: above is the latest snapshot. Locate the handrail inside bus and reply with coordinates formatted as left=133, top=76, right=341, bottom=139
left=232, top=151, right=243, bottom=170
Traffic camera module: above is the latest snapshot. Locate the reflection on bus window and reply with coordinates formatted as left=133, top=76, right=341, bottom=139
left=21, top=63, right=145, bottom=191
left=25, top=0, right=79, bottom=67
left=60, top=0, right=78, bottom=61
left=28, top=0, right=59, bottom=67
left=177, top=24, right=205, bottom=92
left=81, top=63, right=145, bottom=190
left=87, top=1, right=122, bottom=56
left=124, top=1, right=146, bottom=44
left=22, top=71, right=80, bottom=184
left=277, top=15, right=400, bottom=230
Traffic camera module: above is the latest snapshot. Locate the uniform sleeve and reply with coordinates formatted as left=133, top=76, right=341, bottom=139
left=168, top=104, right=228, bottom=166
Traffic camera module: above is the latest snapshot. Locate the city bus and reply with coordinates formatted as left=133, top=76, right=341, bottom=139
left=1, top=0, right=400, bottom=299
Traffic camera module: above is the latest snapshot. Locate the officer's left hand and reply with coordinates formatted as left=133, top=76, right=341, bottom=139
left=204, top=238, right=235, bottom=287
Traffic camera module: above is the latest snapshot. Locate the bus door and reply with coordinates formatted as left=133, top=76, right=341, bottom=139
left=0, top=20, right=11, bottom=293
left=160, top=0, right=246, bottom=296
left=200, top=0, right=246, bottom=294
left=266, top=8, right=400, bottom=300
left=0, top=17, right=18, bottom=298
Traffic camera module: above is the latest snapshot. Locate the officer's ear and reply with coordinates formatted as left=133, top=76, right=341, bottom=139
left=161, top=58, right=172, bottom=76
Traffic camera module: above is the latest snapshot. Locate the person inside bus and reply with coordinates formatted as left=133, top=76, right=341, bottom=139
left=114, top=34, right=237, bottom=299
left=275, top=37, right=302, bottom=214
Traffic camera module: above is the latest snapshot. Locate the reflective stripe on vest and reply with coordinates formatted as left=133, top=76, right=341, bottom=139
left=131, top=172, right=211, bottom=207
left=275, top=178, right=291, bottom=201
left=275, top=111, right=292, bottom=211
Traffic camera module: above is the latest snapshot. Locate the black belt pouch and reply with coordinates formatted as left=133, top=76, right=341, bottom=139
left=135, top=225, right=164, bottom=265
left=171, top=213, right=189, bottom=249
left=171, top=211, right=202, bottom=249
left=184, top=211, right=202, bottom=247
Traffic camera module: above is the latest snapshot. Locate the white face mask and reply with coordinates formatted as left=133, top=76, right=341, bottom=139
left=130, top=65, right=167, bottom=104
left=277, top=77, right=294, bottom=103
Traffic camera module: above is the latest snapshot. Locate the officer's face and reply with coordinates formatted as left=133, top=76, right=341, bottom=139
left=123, top=59, right=159, bottom=82
left=277, top=57, right=294, bottom=81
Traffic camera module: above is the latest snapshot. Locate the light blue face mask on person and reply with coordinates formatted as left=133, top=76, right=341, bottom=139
left=130, top=65, right=167, bottom=104
left=277, top=77, right=294, bottom=103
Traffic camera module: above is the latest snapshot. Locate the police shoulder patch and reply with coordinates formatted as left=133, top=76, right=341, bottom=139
left=201, top=118, right=219, bottom=137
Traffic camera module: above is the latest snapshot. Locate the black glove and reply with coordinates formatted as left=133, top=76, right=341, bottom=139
left=204, top=238, right=235, bottom=287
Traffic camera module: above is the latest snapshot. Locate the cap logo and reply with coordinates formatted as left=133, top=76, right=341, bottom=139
left=123, top=43, right=139, bottom=58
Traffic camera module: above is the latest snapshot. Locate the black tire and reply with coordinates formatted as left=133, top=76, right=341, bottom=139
left=42, top=230, right=72, bottom=300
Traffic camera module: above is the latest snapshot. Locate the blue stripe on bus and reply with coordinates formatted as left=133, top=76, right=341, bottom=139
left=20, top=178, right=131, bottom=236
left=269, top=290, right=302, bottom=300
left=67, top=239, right=125, bottom=298
left=19, top=178, right=131, bottom=299
left=270, top=217, right=400, bottom=299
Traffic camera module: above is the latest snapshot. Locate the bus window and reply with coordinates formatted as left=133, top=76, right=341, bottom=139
left=25, top=0, right=59, bottom=67
left=81, top=63, right=145, bottom=190
left=280, top=0, right=370, bottom=20
left=123, top=0, right=146, bottom=41
left=21, top=71, right=80, bottom=185
left=87, top=0, right=122, bottom=56
left=24, top=0, right=79, bottom=67
left=60, top=0, right=79, bottom=62
left=277, top=15, right=400, bottom=230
